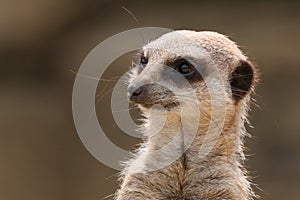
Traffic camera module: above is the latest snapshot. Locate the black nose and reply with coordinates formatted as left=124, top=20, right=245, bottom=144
left=128, top=85, right=144, bottom=102
left=132, top=87, right=142, bottom=97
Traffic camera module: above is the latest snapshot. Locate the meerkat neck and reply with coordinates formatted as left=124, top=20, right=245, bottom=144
left=143, top=108, right=252, bottom=198
left=144, top=107, right=245, bottom=161
left=120, top=108, right=253, bottom=200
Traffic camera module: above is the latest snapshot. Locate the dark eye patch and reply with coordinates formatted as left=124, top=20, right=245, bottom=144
left=133, top=50, right=148, bottom=71
left=140, top=56, right=148, bottom=69
left=175, top=60, right=195, bottom=76
left=165, top=58, right=203, bottom=83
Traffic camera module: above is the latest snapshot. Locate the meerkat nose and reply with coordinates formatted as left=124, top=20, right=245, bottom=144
left=128, top=85, right=143, bottom=102
left=132, top=88, right=142, bottom=97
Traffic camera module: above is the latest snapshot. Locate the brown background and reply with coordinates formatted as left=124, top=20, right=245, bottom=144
left=1, top=0, right=300, bottom=199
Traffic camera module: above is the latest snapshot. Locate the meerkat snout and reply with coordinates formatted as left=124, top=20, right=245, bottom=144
left=128, top=82, right=179, bottom=110
left=127, top=84, right=142, bottom=100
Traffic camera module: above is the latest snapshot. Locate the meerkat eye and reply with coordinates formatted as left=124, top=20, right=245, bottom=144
left=176, top=61, right=195, bottom=76
left=140, top=56, right=148, bottom=69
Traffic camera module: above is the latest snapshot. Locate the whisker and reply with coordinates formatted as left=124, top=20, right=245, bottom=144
left=105, top=172, right=120, bottom=180
left=122, top=6, right=139, bottom=23
left=102, top=193, right=115, bottom=200
left=70, top=69, right=122, bottom=82
left=97, top=81, right=109, bottom=98
left=96, top=87, right=115, bottom=105
left=112, top=107, right=139, bottom=113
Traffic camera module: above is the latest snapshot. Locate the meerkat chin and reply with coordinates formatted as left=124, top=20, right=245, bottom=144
left=115, top=30, right=258, bottom=200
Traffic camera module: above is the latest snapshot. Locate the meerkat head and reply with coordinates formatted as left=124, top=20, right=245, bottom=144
left=127, top=30, right=257, bottom=119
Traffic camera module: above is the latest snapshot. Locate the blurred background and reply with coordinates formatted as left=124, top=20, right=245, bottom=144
left=1, top=0, right=300, bottom=199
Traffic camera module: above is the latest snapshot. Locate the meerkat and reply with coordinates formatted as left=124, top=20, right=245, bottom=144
left=115, top=30, right=258, bottom=200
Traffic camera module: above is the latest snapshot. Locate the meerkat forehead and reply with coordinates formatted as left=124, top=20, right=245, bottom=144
left=143, top=30, right=247, bottom=71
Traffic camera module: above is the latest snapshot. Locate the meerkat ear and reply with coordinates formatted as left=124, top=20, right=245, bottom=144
left=230, top=60, right=255, bottom=101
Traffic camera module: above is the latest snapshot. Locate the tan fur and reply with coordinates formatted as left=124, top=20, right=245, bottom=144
left=115, top=30, right=258, bottom=200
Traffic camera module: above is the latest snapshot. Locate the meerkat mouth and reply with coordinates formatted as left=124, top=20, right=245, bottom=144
left=138, top=101, right=180, bottom=111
